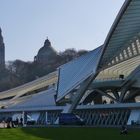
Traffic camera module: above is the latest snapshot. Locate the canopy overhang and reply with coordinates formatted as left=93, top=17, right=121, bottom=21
left=56, top=0, right=140, bottom=102
left=98, top=0, right=140, bottom=70
left=57, top=47, right=102, bottom=101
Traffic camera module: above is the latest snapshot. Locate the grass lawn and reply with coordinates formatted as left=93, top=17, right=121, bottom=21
left=0, top=127, right=140, bottom=140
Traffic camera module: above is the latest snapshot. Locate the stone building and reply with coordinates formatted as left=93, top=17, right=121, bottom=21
left=34, top=38, right=57, bottom=64
left=0, top=28, right=5, bottom=70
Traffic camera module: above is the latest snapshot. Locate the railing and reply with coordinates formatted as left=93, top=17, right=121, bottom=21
left=94, top=77, right=125, bottom=82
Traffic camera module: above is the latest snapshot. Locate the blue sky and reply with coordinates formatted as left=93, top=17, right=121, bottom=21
left=0, top=0, right=125, bottom=61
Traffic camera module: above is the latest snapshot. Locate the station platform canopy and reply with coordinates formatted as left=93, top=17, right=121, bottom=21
left=57, top=47, right=102, bottom=101
left=9, top=88, right=56, bottom=109
left=57, top=0, right=140, bottom=101
left=98, top=0, right=140, bottom=69
left=96, top=0, right=140, bottom=80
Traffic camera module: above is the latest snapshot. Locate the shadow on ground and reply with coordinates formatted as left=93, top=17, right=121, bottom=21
left=21, top=127, right=140, bottom=140
left=21, top=127, right=96, bottom=140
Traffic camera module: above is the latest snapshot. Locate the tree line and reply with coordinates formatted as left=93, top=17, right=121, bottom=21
left=0, top=48, right=88, bottom=91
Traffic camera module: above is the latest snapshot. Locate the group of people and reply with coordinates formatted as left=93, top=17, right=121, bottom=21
left=1, top=117, right=23, bottom=128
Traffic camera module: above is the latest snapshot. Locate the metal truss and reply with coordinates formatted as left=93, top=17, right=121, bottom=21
left=75, top=109, right=130, bottom=126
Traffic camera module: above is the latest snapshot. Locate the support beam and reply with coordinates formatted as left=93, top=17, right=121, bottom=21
left=124, top=89, right=140, bottom=102
left=94, top=89, right=118, bottom=102
left=133, top=41, right=139, bottom=54
left=124, top=48, right=129, bottom=59
left=22, top=111, right=25, bottom=126
left=119, top=80, right=136, bottom=102
left=112, top=91, right=120, bottom=100
left=67, top=74, right=97, bottom=113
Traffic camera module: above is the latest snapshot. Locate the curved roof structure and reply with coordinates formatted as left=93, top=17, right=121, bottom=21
left=98, top=0, right=140, bottom=69
left=57, top=0, right=140, bottom=102
left=0, top=71, right=57, bottom=100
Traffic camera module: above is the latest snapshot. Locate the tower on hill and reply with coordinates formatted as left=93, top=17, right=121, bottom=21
left=0, top=28, right=5, bottom=70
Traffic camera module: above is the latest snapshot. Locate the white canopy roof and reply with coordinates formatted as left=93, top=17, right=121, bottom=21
left=57, top=0, right=140, bottom=101
left=9, top=88, right=56, bottom=109
left=57, top=47, right=102, bottom=101
left=99, top=0, right=140, bottom=68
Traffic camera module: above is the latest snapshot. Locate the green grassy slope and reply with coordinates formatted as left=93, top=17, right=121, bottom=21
left=0, top=127, right=139, bottom=140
